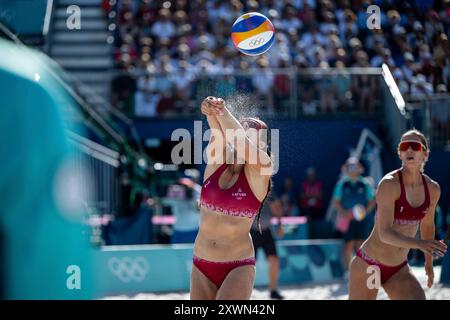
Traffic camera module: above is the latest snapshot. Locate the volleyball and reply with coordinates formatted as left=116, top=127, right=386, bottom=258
left=231, top=12, right=275, bottom=56
left=352, top=204, right=367, bottom=222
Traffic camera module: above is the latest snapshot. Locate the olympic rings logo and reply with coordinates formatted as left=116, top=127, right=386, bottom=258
left=248, top=37, right=265, bottom=47
left=108, top=256, right=149, bottom=283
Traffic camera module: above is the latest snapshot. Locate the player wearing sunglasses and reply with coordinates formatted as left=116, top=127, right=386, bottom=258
left=348, top=129, right=447, bottom=299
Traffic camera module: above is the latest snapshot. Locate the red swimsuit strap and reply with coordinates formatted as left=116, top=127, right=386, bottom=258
left=421, top=174, right=430, bottom=204
left=397, top=170, right=407, bottom=201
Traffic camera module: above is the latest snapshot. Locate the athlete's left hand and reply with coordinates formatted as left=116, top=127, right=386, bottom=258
left=208, top=97, right=225, bottom=115
left=425, top=264, right=434, bottom=288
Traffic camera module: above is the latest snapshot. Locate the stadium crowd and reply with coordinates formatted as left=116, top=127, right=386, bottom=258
left=107, top=0, right=450, bottom=117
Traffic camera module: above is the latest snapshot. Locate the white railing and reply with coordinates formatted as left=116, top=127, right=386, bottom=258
left=111, top=67, right=384, bottom=119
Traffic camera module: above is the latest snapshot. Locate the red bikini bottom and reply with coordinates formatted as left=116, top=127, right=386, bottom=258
left=356, top=248, right=408, bottom=284
left=193, top=255, right=256, bottom=288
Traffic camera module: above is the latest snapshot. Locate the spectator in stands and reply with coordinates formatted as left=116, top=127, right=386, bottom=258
left=172, top=60, right=195, bottom=114
left=228, top=0, right=244, bottom=23
left=280, top=176, right=299, bottom=216
left=393, top=68, right=410, bottom=96
left=136, top=0, right=157, bottom=25
left=195, top=23, right=217, bottom=52
left=402, top=52, right=416, bottom=84
left=156, top=91, right=177, bottom=117
left=173, top=9, right=189, bottom=36
left=319, top=10, right=337, bottom=36
left=151, top=8, right=176, bottom=40
left=352, top=51, right=377, bottom=114
left=154, top=40, right=174, bottom=65
left=318, top=67, right=336, bottom=114
left=371, top=48, right=394, bottom=68
left=297, top=60, right=318, bottom=115
left=207, top=0, right=229, bottom=27
left=299, top=167, right=325, bottom=239
left=138, top=9, right=153, bottom=38
left=281, top=5, right=302, bottom=34
left=134, top=73, right=159, bottom=117
left=191, top=36, right=215, bottom=65
left=332, top=157, right=376, bottom=276
left=432, top=33, right=450, bottom=90
left=211, top=17, right=229, bottom=48
left=252, top=57, right=274, bottom=114
left=101, top=0, right=112, bottom=16
left=268, top=33, right=292, bottom=68
left=339, top=9, right=358, bottom=45
left=325, top=33, right=342, bottom=66
left=117, top=0, right=137, bottom=25
left=115, top=34, right=139, bottom=65
left=273, top=58, right=291, bottom=112
left=137, top=51, right=157, bottom=74
left=154, top=61, right=174, bottom=93
left=299, top=2, right=317, bottom=29
left=334, top=61, right=352, bottom=111
left=411, top=74, right=434, bottom=98
left=302, top=22, right=326, bottom=49
left=418, top=51, right=434, bottom=81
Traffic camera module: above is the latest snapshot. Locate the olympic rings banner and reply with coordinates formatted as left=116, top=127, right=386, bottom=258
left=93, top=240, right=344, bottom=296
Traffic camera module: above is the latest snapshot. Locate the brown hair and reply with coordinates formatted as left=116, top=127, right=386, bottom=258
left=239, top=117, right=270, bottom=154
left=398, top=129, right=430, bottom=172
left=239, top=117, right=268, bottom=130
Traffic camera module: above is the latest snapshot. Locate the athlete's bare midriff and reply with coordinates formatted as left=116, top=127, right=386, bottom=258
left=361, top=223, right=419, bottom=266
left=193, top=206, right=255, bottom=261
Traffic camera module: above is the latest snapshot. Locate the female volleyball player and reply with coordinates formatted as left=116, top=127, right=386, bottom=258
left=190, top=96, right=273, bottom=300
left=348, top=129, right=447, bottom=299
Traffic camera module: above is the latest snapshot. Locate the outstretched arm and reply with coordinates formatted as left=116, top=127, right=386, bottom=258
left=210, top=98, right=273, bottom=175
left=201, top=97, right=228, bottom=164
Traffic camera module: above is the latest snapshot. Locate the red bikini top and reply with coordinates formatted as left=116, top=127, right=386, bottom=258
left=199, top=163, right=263, bottom=218
left=393, top=170, right=430, bottom=225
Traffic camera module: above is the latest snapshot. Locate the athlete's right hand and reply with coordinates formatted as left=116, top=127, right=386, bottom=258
left=416, top=239, right=447, bottom=257
left=201, top=96, right=224, bottom=116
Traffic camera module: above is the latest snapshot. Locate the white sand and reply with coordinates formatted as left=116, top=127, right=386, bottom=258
left=103, top=266, right=450, bottom=300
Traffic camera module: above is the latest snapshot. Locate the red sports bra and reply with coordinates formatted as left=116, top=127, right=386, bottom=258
left=199, top=163, right=263, bottom=218
left=393, top=170, right=430, bottom=225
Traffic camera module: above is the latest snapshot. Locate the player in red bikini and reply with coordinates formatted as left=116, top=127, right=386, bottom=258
left=190, top=96, right=273, bottom=300
left=348, top=129, right=447, bottom=299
